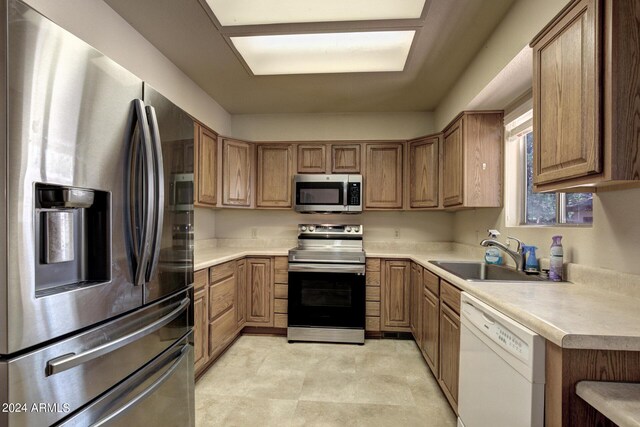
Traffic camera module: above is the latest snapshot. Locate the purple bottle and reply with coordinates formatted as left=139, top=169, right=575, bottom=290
left=549, top=235, right=563, bottom=281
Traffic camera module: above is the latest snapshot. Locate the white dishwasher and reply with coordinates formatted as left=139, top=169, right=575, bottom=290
left=457, top=292, right=545, bottom=427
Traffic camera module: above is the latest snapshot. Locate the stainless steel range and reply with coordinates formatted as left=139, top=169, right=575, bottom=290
left=288, top=224, right=366, bottom=344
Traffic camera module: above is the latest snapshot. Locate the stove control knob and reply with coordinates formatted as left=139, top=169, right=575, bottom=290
left=301, top=225, right=307, bottom=232
left=308, top=225, right=315, bottom=231
left=353, top=226, right=360, bottom=232
left=346, top=226, right=352, bottom=232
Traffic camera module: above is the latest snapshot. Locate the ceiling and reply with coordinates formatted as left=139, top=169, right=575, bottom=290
left=104, top=0, right=516, bottom=114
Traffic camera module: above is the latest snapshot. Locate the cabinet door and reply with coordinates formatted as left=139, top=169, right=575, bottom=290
left=236, top=259, right=246, bottom=328
left=246, top=258, right=274, bottom=326
left=443, top=119, right=463, bottom=207
left=365, top=144, right=403, bottom=209
left=257, top=144, right=293, bottom=208
left=193, top=286, right=208, bottom=373
left=409, top=135, right=439, bottom=208
left=297, top=144, right=326, bottom=173
left=381, top=260, right=410, bottom=330
left=421, top=288, right=439, bottom=375
left=194, top=123, right=217, bottom=206
left=533, top=0, right=600, bottom=185
left=439, top=303, right=460, bottom=411
left=331, top=144, right=361, bottom=173
left=222, top=138, right=252, bottom=206
left=410, top=263, right=423, bottom=345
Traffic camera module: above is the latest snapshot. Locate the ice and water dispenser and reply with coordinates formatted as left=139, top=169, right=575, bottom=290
left=35, top=183, right=110, bottom=296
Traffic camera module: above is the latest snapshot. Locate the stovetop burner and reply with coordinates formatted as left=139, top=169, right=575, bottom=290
left=288, top=224, right=365, bottom=265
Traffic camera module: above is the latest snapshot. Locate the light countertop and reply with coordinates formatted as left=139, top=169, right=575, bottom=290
left=195, top=244, right=640, bottom=351
left=576, top=381, right=640, bottom=427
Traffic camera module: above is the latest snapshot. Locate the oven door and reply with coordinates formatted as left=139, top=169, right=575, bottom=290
left=288, top=263, right=365, bottom=329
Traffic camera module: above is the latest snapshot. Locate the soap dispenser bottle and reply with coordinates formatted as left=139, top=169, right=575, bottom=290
left=549, top=235, right=563, bottom=281
left=484, top=229, right=503, bottom=265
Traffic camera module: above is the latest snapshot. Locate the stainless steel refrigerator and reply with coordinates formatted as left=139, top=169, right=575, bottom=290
left=0, top=0, right=195, bottom=425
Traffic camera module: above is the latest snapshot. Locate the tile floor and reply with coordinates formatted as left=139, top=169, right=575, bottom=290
left=195, top=335, right=457, bottom=426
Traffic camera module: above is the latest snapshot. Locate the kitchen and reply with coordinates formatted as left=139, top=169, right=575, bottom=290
left=1, top=0, right=640, bottom=425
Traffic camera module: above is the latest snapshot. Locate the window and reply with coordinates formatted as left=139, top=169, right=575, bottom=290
left=506, top=108, right=593, bottom=226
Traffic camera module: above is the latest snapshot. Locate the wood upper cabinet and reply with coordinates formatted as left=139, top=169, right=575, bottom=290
left=409, top=134, right=440, bottom=208
left=531, top=0, right=640, bottom=191
left=194, top=122, right=218, bottom=207
left=532, top=0, right=600, bottom=186
left=256, top=144, right=293, bottom=208
left=297, top=144, right=326, bottom=173
left=364, top=143, right=403, bottom=209
left=381, top=260, right=410, bottom=331
left=236, top=259, right=246, bottom=328
left=246, top=258, right=274, bottom=326
left=194, top=269, right=209, bottom=374
left=442, top=112, right=503, bottom=208
left=332, top=144, right=361, bottom=173
left=221, top=138, right=252, bottom=207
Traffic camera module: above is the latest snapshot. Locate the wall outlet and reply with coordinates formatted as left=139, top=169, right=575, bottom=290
left=251, top=227, right=258, bottom=239
left=394, top=229, right=400, bottom=239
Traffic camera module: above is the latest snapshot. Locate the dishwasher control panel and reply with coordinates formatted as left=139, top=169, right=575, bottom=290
left=494, top=322, right=527, bottom=359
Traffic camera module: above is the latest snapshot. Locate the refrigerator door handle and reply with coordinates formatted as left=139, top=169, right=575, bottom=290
left=145, top=105, right=164, bottom=282
left=91, top=345, right=188, bottom=427
left=126, top=99, right=155, bottom=287
left=45, top=297, right=189, bottom=376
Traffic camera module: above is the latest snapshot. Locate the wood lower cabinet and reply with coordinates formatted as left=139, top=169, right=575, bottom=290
left=246, top=258, right=274, bottom=326
left=531, top=0, right=640, bottom=192
left=256, top=144, right=293, bottom=208
left=364, top=143, right=403, bottom=209
left=297, top=144, right=326, bottom=173
left=438, top=281, right=461, bottom=414
left=208, top=261, right=237, bottom=358
left=365, top=258, right=382, bottom=333
left=442, top=112, right=503, bottom=208
left=273, top=257, right=289, bottom=328
left=409, top=262, right=423, bottom=345
left=221, top=138, right=252, bottom=207
left=332, top=144, right=361, bottom=173
left=421, top=286, right=439, bottom=375
left=381, top=259, right=410, bottom=331
left=194, top=269, right=209, bottom=374
left=236, top=259, right=246, bottom=328
left=409, top=134, right=440, bottom=208
left=194, top=122, right=218, bottom=207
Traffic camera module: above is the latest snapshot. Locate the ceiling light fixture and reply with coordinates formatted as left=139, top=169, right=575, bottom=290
left=231, top=31, right=416, bottom=75
left=206, top=0, right=426, bottom=26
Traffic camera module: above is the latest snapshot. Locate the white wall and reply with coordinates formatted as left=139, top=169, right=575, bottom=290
left=215, top=209, right=454, bottom=243
left=434, top=0, right=569, bottom=129
left=453, top=188, right=640, bottom=276
left=23, top=0, right=231, bottom=135
left=231, top=112, right=435, bottom=141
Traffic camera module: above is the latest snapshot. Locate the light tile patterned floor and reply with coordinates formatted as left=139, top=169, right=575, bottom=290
left=195, top=336, right=457, bottom=426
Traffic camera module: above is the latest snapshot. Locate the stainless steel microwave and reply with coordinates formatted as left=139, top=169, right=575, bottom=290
left=294, top=174, right=362, bottom=213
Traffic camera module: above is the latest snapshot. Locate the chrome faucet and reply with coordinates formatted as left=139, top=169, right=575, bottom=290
left=480, top=236, right=526, bottom=271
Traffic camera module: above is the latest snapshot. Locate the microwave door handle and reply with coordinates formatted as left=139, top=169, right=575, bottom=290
left=145, top=105, right=164, bottom=282
left=343, top=182, right=348, bottom=207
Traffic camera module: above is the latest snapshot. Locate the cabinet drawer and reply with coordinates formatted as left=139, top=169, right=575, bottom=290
left=275, top=284, right=288, bottom=299
left=274, top=298, right=288, bottom=314
left=209, top=307, right=236, bottom=356
left=366, top=258, right=381, bottom=272
left=366, top=272, right=381, bottom=287
left=209, top=275, right=235, bottom=320
left=440, top=280, right=461, bottom=314
left=274, top=271, right=288, bottom=284
left=366, top=316, right=381, bottom=332
left=366, top=286, right=381, bottom=302
left=274, top=256, right=289, bottom=271
left=366, top=301, right=380, bottom=317
left=194, top=269, right=208, bottom=291
left=274, top=313, right=288, bottom=329
left=210, top=261, right=236, bottom=283
left=422, top=268, right=440, bottom=296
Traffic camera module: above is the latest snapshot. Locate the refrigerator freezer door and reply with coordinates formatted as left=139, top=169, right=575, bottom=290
left=2, top=0, right=144, bottom=354
left=142, top=84, right=195, bottom=304
left=0, top=290, right=192, bottom=427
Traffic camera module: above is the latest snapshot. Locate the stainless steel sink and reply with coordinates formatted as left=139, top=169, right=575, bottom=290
left=429, top=261, right=550, bottom=282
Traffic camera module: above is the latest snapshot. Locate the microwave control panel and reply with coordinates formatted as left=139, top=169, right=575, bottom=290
left=347, top=182, right=361, bottom=206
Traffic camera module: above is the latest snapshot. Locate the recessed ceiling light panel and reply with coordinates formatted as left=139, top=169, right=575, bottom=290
left=206, top=0, right=426, bottom=26
left=231, top=31, right=415, bottom=75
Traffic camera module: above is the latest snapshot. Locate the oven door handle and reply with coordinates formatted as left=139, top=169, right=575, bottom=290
left=288, top=263, right=365, bottom=275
